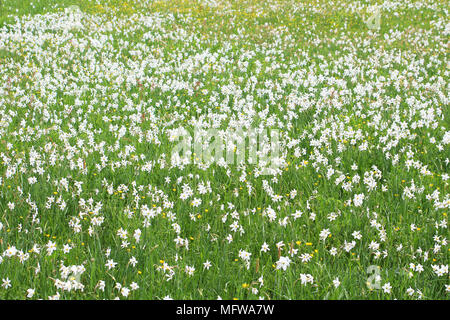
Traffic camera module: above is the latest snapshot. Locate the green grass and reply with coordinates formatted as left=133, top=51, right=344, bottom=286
left=0, top=0, right=448, bottom=300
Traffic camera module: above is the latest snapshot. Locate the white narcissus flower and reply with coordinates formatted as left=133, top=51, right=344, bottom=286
left=275, top=256, right=292, bottom=271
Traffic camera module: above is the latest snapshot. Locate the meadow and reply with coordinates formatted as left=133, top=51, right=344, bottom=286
left=0, top=0, right=448, bottom=300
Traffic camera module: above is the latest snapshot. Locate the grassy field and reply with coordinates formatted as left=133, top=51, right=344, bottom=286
left=0, top=0, right=448, bottom=300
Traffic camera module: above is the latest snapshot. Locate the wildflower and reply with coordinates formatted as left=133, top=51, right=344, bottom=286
left=121, top=287, right=130, bottom=297
left=203, top=260, right=212, bottom=270
left=260, top=242, right=270, bottom=253
left=105, top=259, right=117, bottom=270
left=26, top=289, right=35, bottom=298
left=353, top=193, right=365, bottom=207
left=46, top=241, right=57, bottom=256
left=382, top=283, right=392, bottom=294
left=319, top=228, right=331, bottom=241
left=333, top=277, right=340, bottom=288
left=129, top=256, right=138, bottom=267
left=2, top=278, right=11, bottom=289
left=275, top=256, right=292, bottom=271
